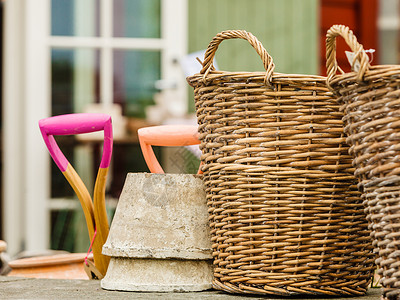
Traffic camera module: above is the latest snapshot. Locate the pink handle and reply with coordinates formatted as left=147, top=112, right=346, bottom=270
left=39, top=113, right=113, bottom=172
left=138, top=125, right=201, bottom=174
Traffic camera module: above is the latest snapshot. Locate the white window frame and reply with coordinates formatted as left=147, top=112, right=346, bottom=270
left=3, top=0, right=188, bottom=255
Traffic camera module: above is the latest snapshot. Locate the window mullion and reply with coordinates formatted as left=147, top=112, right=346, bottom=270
left=100, top=0, right=113, bottom=107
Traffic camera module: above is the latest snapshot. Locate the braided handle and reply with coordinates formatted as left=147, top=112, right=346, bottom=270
left=200, top=30, right=275, bottom=87
left=326, top=25, right=370, bottom=84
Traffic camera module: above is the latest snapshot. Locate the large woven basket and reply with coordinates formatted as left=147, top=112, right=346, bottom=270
left=187, top=30, right=375, bottom=296
left=326, top=24, right=400, bottom=300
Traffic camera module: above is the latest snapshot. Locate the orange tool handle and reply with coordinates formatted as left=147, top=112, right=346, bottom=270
left=138, top=125, right=202, bottom=174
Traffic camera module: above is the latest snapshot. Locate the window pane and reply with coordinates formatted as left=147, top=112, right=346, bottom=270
left=51, top=48, right=100, bottom=198
left=51, top=0, right=100, bottom=36
left=51, top=49, right=74, bottom=115
left=113, top=50, right=161, bottom=118
left=50, top=49, right=101, bottom=253
left=51, top=48, right=100, bottom=115
left=113, top=0, right=161, bottom=38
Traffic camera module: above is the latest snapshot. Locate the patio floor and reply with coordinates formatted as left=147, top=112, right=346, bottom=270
left=0, top=276, right=383, bottom=299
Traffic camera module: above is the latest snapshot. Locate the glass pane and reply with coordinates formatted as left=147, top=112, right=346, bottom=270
left=113, top=50, right=161, bottom=118
left=113, top=0, right=161, bottom=38
left=51, top=48, right=101, bottom=253
left=51, top=49, right=74, bottom=115
left=51, top=48, right=100, bottom=198
left=51, top=48, right=100, bottom=116
left=51, top=0, right=100, bottom=36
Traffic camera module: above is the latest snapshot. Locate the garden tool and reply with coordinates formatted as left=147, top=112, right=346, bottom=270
left=39, top=113, right=113, bottom=278
left=101, top=124, right=212, bottom=292
left=138, top=124, right=202, bottom=174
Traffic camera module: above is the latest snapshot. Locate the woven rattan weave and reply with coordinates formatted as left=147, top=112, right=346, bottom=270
left=187, top=30, right=375, bottom=296
left=326, top=24, right=400, bottom=300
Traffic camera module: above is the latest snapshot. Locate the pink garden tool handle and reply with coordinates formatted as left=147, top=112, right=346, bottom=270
left=138, top=124, right=202, bottom=174
left=39, top=113, right=113, bottom=172
left=39, top=113, right=113, bottom=277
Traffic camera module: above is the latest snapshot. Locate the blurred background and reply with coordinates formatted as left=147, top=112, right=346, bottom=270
left=0, top=0, right=398, bottom=257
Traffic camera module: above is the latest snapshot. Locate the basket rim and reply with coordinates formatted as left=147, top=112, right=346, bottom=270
left=327, top=64, right=400, bottom=87
left=187, top=71, right=328, bottom=85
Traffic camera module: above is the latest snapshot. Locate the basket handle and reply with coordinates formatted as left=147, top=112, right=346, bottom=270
left=200, top=30, right=275, bottom=87
left=326, top=24, right=370, bottom=84
left=138, top=125, right=202, bottom=174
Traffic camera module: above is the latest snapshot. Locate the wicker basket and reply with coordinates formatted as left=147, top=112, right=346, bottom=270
left=187, top=30, right=375, bottom=296
left=326, top=24, right=400, bottom=300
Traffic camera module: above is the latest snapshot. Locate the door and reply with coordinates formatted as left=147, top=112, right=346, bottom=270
left=319, top=0, right=378, bottom=75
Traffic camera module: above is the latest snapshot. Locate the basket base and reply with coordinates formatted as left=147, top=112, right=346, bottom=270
left=212, top=278, right=370, bottom=297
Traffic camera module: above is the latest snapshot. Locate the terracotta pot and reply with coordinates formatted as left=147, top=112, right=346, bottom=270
left=8, top=253, right=91, bottom=280
left=0, top=240, right=6, bottom=253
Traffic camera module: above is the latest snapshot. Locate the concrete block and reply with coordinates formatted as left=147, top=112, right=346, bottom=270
left=101, top=173, right=213, bottom=292
left=101, top=257, right=213, bottom=292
